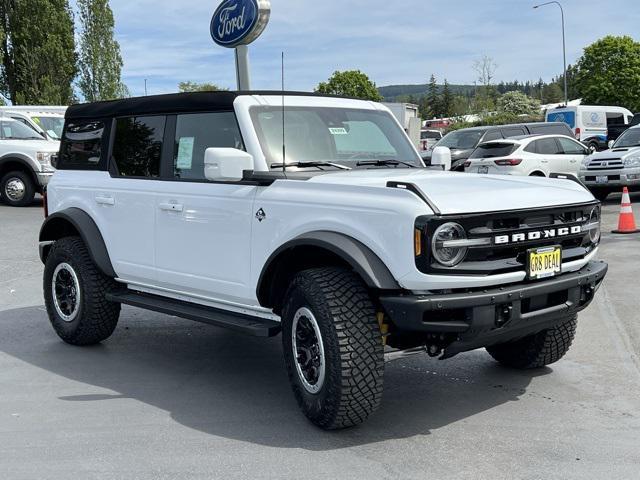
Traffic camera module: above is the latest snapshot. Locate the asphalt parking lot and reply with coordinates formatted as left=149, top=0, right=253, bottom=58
left=1, top=194, right=639, bottom=480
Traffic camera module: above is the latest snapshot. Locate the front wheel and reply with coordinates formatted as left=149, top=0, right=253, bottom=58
left=486, top=316, right=577, bottom=369
left=0, top=171, right=35, bottom=207
left=281, top=267, right=384, bottom=429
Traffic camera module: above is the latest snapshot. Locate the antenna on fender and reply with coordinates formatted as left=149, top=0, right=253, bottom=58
left=281, top=51, right=287, bottom=176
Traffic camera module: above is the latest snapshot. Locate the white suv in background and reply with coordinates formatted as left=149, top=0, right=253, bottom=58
left=464, top=134, right=590, bottom=177
left=0, top=106, right=67, bottom=141
left=0, top=117, right=59, bottom=206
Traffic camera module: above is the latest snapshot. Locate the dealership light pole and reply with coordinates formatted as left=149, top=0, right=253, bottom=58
left=533, top=1, right=568, bottom=105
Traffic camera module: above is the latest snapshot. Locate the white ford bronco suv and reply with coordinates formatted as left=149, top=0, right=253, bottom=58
left=39, top=91, right=607, bottom=429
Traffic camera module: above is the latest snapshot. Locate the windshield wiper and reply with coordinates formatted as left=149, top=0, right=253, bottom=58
left=270, top=161, right=351, bottom=171
left=356, top=159, right=416, bottom=168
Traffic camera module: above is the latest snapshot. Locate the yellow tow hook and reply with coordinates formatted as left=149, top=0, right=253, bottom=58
left=377, top=312, right=389, bottom=346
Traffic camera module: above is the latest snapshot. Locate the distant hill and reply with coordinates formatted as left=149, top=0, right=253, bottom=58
left=378, top=83, right=477, bottom=102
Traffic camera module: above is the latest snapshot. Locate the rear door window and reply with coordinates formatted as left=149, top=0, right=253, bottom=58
left=482, top=130, right=503, bottom=141
left=112, top=116, right=165, bottom=178
left=533, top=138, right=562, bottom=155
left=501, top=127, right=527, bottom=138
left=58, top=120, right=106, bottom=170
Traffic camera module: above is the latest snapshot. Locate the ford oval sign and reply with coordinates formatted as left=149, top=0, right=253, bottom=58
left=210, top=0, right=271, bottom=48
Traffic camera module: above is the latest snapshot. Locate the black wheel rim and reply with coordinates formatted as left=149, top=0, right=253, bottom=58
left=52, top=263, right=80, bottom=322
left=291, top=307, right=325, bottom=394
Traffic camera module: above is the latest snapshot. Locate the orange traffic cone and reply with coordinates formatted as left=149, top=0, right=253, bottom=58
left=612, top=187, right=640, bottom=234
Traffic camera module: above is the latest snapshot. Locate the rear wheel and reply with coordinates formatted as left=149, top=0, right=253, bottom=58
left=43, top=236, right=120, bottom=345
left=281, top=267, right=384, bottom=429
left=0, top=171, right=35, bottom=207
left=587, top=141, right=599, bottom=153
left=486, top=316, right=577, bottom=369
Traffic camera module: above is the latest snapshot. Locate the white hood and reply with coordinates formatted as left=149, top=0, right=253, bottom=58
left=1, top=138, right=60, bottom=153
left=308, top=169, right=595, bottom=215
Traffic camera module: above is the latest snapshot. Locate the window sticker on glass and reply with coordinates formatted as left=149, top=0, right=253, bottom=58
left=176, top=137, right=195, bottom=170
left=329, top=127, right=348, bottom=135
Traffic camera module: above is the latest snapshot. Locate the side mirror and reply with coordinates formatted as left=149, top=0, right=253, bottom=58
left=204, top=148, right=254, bottom=182
left=431, top=146, right=452, bottom=171
left=607, top=140, right=614, bottom=149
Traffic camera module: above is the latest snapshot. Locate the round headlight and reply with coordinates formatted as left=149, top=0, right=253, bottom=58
left=588, top=206, right=601, bottom=244
left=431, top=222, right=467, bottom=267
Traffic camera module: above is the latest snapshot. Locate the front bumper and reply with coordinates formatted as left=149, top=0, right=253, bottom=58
left=35, top=171, right=54, bottom=188
left=579, top=168, right=640, bottom=188
left=380, top=261, right=607, bottom=358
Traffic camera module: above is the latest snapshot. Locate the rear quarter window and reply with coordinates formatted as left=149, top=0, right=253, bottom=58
left=57, top=120, right=107, bottom=170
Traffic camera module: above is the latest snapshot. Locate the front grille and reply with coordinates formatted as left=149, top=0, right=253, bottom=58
left=587, top=159, right=623, bottom=170
left=415, top=202, right=599, bottom=276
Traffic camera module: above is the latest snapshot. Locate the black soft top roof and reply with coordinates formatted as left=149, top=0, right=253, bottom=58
left=65, top=90, right=345, bottom=120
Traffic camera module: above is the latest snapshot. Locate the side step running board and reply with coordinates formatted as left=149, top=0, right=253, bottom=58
left=106, top=291, right=281, bottom=337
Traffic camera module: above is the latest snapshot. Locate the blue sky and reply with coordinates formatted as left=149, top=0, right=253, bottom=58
left=107, top=0, right=639, bottom=96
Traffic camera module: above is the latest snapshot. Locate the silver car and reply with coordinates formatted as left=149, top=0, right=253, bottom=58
left=579, top=125, right=640, bottom=201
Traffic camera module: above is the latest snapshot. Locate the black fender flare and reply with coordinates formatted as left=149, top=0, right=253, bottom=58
left=0, top=155, right=38, bottom=186
left=257, top=231, right=399, bottom=306
left=39, top=208, right=116, bottom=277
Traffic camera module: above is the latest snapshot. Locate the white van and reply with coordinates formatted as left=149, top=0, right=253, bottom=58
left=545, top=105, right=633, bottom=152
left=0, top=106, right=67, bottom=141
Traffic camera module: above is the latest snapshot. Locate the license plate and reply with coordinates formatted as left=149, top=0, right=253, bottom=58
left=478, top=166, right=489, bottom=174
left=527, top=246, right=562, bottom=280
left=596, top=175, right=608, bottom=184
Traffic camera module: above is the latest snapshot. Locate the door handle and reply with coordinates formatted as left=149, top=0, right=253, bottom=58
left=95, top=195, right=115, bottom=206
left=159, top=202, right=183, bottom=212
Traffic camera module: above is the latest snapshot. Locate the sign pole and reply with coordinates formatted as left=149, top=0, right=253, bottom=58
left=235, top=45, right=251, bottom=90
left=211, top=0, right=270, bottom=90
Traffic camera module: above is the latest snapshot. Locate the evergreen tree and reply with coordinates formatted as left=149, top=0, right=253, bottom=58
left=441, top=79, right=453, bottom=117
left=426, top=74, right=440, bottom=118
left=77, top=0, right=126, bottom=101
left=1, top=0, right=77, bottom=104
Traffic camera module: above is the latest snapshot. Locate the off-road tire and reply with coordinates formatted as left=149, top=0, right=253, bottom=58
left=281, top=267, right=384, bottom=429
left=43, top=236, right=120, bottom=345
left=1, top=171, right=35, bottom=207
left=486, top=316, right=577, bottom=369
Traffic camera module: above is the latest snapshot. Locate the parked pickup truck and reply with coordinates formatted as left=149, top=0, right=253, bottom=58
left=607, top=113, right=640, bottom=143
left=39, top=91, right=607, bottom=429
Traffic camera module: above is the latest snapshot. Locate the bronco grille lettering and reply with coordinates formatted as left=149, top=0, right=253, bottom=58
left=494, top=225, right=581, bottom=245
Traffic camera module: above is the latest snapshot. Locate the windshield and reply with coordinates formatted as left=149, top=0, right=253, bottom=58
left=437, top=129, right=485, bottom=150
left=32, top=116, right=64, bottom=139
left=613, top=128, right=640, bottom=149
left=0, top=120, right=45, bottom=140
left=250, top=106, right=422, bottom=169
left=470, top=142, right=518, bottom=159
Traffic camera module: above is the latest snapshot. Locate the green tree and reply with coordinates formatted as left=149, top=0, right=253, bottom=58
left=441, top=79, right=453, bottom=117
left=178, top=81, right=228, bottom=92
left=315, top=70, right=382, bottom=101
left=497, top=91, right=541, bottom=116
left=425, top=74, right=440, bottom=118
left=77, top=0, right=126, bottom=101
left=574, top=35, right=640, bottom=111
left=541, top=83, right=563, bottom=104
left=0, top=0, right=77, bottom=104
